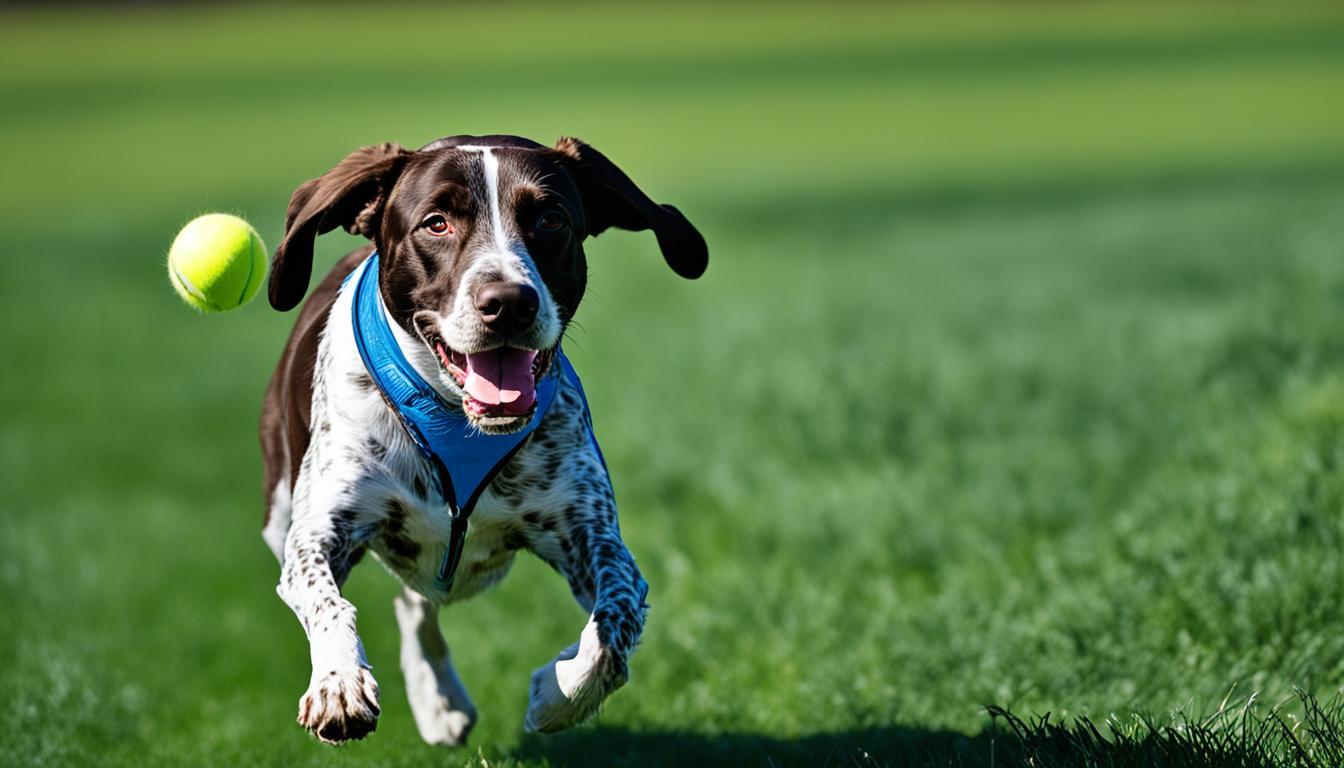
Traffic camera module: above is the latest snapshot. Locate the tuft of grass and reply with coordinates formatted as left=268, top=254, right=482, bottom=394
left=982, top=691, right=1344, bottom=768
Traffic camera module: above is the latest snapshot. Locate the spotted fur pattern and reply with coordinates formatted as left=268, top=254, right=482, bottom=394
left=265, top=272, right=647, bottom=744
left=261, top=134, right=705, bottom=747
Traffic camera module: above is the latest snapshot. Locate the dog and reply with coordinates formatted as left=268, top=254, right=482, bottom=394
left=258, top=134, right=706, bottom=745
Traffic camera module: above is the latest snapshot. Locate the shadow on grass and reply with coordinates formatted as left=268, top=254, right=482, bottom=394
left=515, top=722, right=999, bottom=768
left=514, top=692, right=1344, bottom=768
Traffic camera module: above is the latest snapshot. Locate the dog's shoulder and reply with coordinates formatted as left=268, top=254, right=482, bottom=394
left=483, top=374, right=613, bottom=522
left=261, top=245, right=375, bottom=498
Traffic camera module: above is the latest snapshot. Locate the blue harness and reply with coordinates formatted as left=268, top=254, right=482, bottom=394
left=347, top=253, right=602, bottom=592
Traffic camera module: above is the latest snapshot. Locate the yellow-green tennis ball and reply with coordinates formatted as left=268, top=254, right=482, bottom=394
left=167, top=213, right=267, bottom=312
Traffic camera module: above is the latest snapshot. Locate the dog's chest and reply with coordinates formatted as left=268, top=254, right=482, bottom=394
left=310, top=296, right=603, bottom=602
left=366, top=410, right=593, bottom=602
left=332, top=399, right=580, bottom=605
left=376, top=488, right=519, bottom=602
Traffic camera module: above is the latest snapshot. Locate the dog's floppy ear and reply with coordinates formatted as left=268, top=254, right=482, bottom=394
left=269, top=142, right=412, bottom=311
left=553, top=137, right=707, bottom=279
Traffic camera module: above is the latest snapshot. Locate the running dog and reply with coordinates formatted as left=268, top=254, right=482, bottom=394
left=258, top=134, right=706, bottom=744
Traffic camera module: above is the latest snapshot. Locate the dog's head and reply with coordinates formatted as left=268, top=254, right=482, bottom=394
left=270, top=135, right=707, bottom=434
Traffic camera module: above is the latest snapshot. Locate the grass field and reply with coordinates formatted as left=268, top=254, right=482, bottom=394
left=3, top=3, right=1344, bottom=766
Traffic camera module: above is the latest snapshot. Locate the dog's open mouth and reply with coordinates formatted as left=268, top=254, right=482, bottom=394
left=431, top=340, right=554, bottom=421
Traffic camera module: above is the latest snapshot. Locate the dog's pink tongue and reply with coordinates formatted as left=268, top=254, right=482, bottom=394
left=464, top=349, right=538, bottom=412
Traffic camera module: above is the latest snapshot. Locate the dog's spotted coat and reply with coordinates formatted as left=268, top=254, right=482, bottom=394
left=258, top=135, right=706, bottom=745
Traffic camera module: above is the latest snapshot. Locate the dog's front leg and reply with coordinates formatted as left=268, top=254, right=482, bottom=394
left=524, top=512, right=648, bottom=733
left=277, top=510, right=380, bottom=744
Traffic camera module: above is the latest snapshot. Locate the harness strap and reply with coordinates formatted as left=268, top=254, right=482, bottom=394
left=348, top=253, right=572, bottom=592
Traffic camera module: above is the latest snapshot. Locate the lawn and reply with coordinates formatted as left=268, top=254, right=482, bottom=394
left=3, top=3, right=1344, bottom=766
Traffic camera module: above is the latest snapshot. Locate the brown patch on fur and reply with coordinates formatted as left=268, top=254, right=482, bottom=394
left=510, top=181, right=545, bottom=209
left=270, top=143, right=411, bottom=312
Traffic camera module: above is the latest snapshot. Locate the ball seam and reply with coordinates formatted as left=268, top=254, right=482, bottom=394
left=237, top=231, right=257, bottom=307
left=169, top=259, right=223, bottom=312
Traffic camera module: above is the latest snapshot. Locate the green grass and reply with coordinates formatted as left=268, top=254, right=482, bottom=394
left=3, top=3, right=1344, bottom=766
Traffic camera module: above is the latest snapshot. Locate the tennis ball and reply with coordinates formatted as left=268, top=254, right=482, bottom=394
left=167, top=213, right=267, bottom=312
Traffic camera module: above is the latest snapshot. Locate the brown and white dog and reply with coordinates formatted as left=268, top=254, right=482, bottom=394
left=258, top=135, right=706, bottom=745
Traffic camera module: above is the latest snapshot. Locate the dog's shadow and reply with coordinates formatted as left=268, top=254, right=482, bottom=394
left=513, top=723, right=999, bottom=767
left=512, top=715, right=1285, bottom=768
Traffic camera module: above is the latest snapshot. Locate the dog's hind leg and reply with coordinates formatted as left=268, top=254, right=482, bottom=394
left=393, top=586, right=477, bottom=746
left=262, top=480, right=292, bottom=564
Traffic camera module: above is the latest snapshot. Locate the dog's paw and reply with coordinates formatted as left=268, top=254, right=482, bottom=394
left=403, top=661, right=476, bottom=747
left=297, top=666, right=381, bottom=745
left=524, top=618, right=627, bottom=734
left=413, top=702, right=476, bottom=747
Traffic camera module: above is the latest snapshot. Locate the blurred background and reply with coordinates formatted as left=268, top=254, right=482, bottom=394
left=3, top=3, right=1344, bottom=766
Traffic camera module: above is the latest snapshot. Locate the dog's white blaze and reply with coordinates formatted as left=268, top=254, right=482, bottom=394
left=478, top=148, right=511, bottom=255
left=455, top=145, right=512, bottom=257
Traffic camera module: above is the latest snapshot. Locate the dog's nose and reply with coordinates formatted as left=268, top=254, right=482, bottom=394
left=474, top=282, right=540, bottom=337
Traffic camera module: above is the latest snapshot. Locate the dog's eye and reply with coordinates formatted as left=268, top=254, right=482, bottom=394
left=536, top=211, right=566, bottom=233
left=421, top=214, right=453, bottom=236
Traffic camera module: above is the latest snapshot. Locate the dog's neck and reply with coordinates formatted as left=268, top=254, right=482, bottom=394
left=382, top=291, right=464, bottom=406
